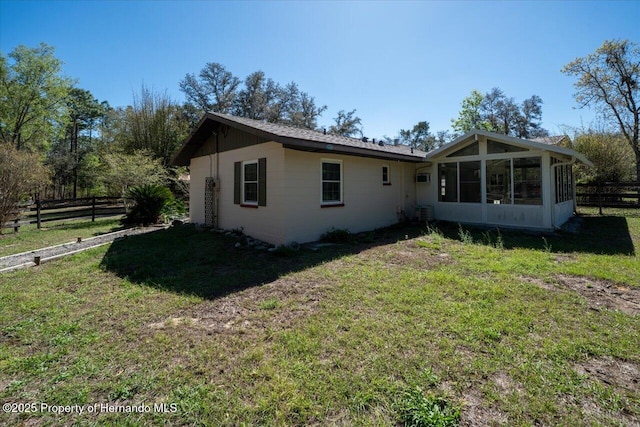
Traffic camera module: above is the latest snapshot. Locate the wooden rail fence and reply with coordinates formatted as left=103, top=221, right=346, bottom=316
left=576, top=182, right=640, bottom=210
left=2, top=197, right=126, bottom=232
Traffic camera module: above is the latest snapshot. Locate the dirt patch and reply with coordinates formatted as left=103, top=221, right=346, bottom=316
left=491, top=371, right=524, bottom=397
left=460, top=388, right=509, bottom=426
left=525, top=274, right=640, bottom=316
left=147, top=276, right=329, bottom=336
left=574, top=356, right=640, bottom=393
left=370, top=239, right=454, bottom=270
left=573, top=357, right=640, bottom=426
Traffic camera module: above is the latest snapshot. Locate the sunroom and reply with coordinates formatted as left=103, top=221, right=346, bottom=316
left=417, top=130, right=593, bottom=231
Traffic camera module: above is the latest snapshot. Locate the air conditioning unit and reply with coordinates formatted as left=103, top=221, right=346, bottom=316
left=417, top=205, right=434, bottom=222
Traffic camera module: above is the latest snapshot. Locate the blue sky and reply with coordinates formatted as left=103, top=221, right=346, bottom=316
left=1, top=0, right=639, bottom=139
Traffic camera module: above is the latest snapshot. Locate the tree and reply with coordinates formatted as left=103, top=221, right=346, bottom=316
left=399, top=121, right=435, bottom=152
left=121, top=85, right=190, bottom=166
left=233, top=71, right=275, bottom=120
left=181, top=62, right=326, bottom=129
left=63, top=88, right=107, bottom=198
left=101, top=150, right=168, bottom=196
left=291, top=92, right=327, bottom=130
left=562, top=39, right=640, bottom=181
left=0, top=43, right=71, bottom=151
left=568, top=129, right=634, bottom=183
left=516, top=95, right=548, bottom=138
left=0, top=143, right=50, bottom=232
left=179, top=62, right=240, bottom=113
left=328, top=109, right=363, bottom=137
left=451, top=88, right=548, bottom=138
left=451, top=89, right=490, bottom=133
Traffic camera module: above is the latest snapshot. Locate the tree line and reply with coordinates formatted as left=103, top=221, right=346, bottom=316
left=0, top=38, right=638, bottom=222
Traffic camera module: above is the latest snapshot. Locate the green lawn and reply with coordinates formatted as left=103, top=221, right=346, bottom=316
left=0, top=210, right=638, bottom=426
left=0, top=218, right=124, bottom=257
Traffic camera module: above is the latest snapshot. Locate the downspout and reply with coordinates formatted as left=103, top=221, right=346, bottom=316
left=550, top=156, right=576, bottom=228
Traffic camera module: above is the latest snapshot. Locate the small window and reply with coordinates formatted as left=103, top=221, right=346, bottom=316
left=322, top=160, right=342, bottom=204
left=447, top=141, right=479, bottom=157
left=382, top=165, right=391, bottom=185
left=487, top=139, right=528, bottom=154
left=243, top=160, right=258, bottom=204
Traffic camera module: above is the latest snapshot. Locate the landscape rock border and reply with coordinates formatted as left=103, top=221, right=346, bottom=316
left=0, top=225, right=168, bottom=273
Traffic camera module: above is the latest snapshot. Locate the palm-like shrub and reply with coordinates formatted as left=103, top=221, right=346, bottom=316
left=124, top=184, right=174, bottom=225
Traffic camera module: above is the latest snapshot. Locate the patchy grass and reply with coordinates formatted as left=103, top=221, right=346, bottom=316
left=0, top=212, right=639, bottom=426
left=0, top=218, right=124, bottom=257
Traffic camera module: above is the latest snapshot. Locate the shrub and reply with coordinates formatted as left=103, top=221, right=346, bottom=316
left=124, top=184, right=174, bottom=225
left=320, top=228, right=353, bottom=243
left=0, top=144, right=50, bottom=233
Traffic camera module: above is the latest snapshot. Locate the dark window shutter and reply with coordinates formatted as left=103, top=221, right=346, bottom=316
left=234, top=161, right=241, bottom=205
left=258, top=157, right=267, bottom=206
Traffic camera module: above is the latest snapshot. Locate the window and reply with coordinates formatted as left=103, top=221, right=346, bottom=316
left=439, top=162, right=458, bottom=202
left=487, top=139, right=528, bottom=154
left=514, top=157, right=542, bottom=205
left=554, top=159, right=574, bottom=203
left=242, top=160, right=258, bottom=204
left=234, top=158, right=266, bottom=207
left=486, top=157, right=542, bottom=205
left=439, top=161, right=480, bottom=203
left=382, top=165, right=391, bottom=185
left=447, top=141, right=479, bottom=157
left=322, top=160, right=342, bottom=205
left=486, top=159, right=512, bottom=204
left=459, top=161, right=481, bottom=203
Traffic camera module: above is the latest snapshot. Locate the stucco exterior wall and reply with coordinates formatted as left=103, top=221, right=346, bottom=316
left=282, top=149, right=417, bottom=244
left=189, top=155, right=209, bottom=225
left=217, top=142, right=286, bottom=244
left=189, top=142, right=287, bottom=245
left=189, top=142, right=419, bottom=245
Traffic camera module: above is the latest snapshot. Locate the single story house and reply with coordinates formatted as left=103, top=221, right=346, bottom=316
left=172, top=113, right=592, bottom=245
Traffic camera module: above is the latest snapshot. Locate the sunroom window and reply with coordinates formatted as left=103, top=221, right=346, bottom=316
left=447, top=141, right=479, bottom=157
left=486, top=159, right=512, bottom=204
left=439, top=161, right=480, bottom=203
left=487, top=139, right=528, bottom=154
left=486, top=157, right=542, bottom=205
left=514, top=157, right=542, bottom=205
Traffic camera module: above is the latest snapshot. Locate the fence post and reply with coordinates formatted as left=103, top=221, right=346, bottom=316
left=92, top=197, right=96, bottom=222
left=597, top=182, right=603, bottom=216
left=36, top=199, right=42, bottom=229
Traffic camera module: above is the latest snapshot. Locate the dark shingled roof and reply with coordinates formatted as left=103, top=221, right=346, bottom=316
left=172, top=112, right=427, bottom=166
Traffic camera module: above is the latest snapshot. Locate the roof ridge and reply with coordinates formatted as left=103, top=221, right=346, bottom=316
left=210, top=111, right=383, bottom=145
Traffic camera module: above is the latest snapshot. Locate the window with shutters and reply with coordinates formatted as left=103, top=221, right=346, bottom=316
left=242, top=160, right=258, bottom=205
left=234, top=158, right=266, bottom=207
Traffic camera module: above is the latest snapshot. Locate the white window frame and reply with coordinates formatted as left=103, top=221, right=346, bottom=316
left=321, top=159, right=343, bottom=205
left=242, top=160, right=258, bottom=205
